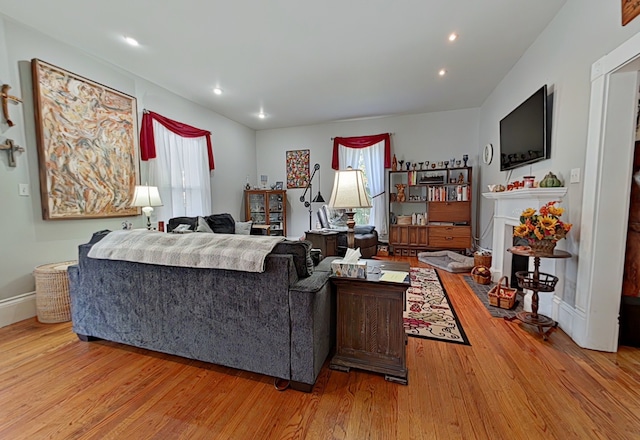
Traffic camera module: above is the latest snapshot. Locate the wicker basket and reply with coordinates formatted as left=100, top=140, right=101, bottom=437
left=471, top=265, right=492, bottom=285
left=33, top=261, right=77, bottom=323
left=515, top=271, right=559, bottom=293
left=474, top=252, right=492, bottom=268
left=529, top=240, right=557, bottom=255
left=488, top=276, right=517, bottom=309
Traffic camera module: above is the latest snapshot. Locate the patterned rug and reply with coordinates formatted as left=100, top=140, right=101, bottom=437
left=463, top=275, right=524, bottom=319
left=404, top=267, right=470, bottom=345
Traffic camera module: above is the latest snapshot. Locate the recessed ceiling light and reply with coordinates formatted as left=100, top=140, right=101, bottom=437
left=439, top=69, right=447, bottom=76
left=124, top=36, right=139, bottom=46
left=448, top=33, right=458, bottom=42
left=213, top=87, right=222, bottom=95
left=258, top=112, right=266, bottom=119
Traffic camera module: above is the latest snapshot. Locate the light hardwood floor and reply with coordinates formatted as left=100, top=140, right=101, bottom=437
left=1, top=257, right=640, bottom=439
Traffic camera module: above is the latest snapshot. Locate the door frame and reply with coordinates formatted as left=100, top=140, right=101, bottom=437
left=575, top=32, right=640, bottom=351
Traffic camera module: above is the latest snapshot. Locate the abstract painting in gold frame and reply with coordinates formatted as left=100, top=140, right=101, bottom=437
left=286, top=149, right=310, bottom=189
left=32, top=59, right=140, bottom=220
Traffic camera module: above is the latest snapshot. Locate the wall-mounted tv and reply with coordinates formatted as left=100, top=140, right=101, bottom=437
left=499, top=85, right=551, bottom=171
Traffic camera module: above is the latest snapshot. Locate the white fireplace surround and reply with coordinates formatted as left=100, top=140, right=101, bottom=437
left=483, top=188, right=568, bottom=318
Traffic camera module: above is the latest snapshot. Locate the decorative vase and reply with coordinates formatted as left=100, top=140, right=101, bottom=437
left=529, top=240, right=557, bottom=254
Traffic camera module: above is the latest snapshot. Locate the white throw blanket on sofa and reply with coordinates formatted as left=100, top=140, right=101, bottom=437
left=88, top=230, right=286, bottom=272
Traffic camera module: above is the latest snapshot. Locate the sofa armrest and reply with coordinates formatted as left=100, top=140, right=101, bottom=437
left=288, top=270, right=334, bottom=385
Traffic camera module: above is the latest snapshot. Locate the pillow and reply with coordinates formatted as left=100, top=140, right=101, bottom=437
left=173, top=224, right=194, bottom=233
left=354, top=225, right=375, bottom=234
left=235, top=221, right=252, bottom=235
left=196, top=216, right=214, bottom=233
left=205, top=213, right=236, bottom=234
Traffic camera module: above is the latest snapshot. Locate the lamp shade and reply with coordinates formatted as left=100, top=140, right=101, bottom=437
left=130, top=185, right=163, bottom=208
left=312, top=191, right=325, bottom=203
left=328, top=168, right=372, bottom=209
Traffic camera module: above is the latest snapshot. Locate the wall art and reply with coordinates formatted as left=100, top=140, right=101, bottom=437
left=622, top=0, right=640, bottom=25
left=32, top=59, right=139, bottom=219
left=286, top=149, right=310, bottom=189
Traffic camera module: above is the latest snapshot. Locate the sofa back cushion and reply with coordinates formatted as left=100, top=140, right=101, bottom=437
left=205, top=213, right=235, bottom=233
left=271, top=240, right=314, bottom=278
left=168, top=214, right=236, bottom=233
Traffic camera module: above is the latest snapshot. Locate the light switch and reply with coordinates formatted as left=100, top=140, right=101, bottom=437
left=570, top=168, right=580, bottom=184
left=19, top=183, right=30, bottom=196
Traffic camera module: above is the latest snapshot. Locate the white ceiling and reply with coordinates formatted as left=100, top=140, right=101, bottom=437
left=0, top=1, right=566, bottom=130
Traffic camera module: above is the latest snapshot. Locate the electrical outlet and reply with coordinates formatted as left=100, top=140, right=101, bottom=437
left=19, top=183, right=30, bottom=196
left=570, top=168, right=580, bottom=184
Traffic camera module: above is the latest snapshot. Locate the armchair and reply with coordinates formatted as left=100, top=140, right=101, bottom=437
left=316, top=205, right=378, bottom=258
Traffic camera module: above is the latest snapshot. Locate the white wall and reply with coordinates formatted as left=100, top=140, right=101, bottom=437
left=0, top=18, right=255, bottom=307
left=256, top=108, right=480, bottom=239
left=477, top=0, right=640, bottom=307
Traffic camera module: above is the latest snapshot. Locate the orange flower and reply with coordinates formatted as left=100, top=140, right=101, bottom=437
left=521, top=208, right=536, bottom=218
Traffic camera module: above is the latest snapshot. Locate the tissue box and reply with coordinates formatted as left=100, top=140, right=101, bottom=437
left=330, top=259, right=367, bottom=279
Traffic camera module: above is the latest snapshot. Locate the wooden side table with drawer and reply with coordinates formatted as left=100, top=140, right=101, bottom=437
left=329, top=260, right=410, bottom=384
left=305, top=230, right=339, bottom=257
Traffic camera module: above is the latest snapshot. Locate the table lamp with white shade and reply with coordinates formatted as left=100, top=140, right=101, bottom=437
left=328, top=167, right=372, bottom=249
left=130, top=185, right=163, bottom=230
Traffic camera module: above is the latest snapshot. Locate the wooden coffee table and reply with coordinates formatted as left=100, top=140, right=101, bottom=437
left=329, top=260, right=410, bottom=384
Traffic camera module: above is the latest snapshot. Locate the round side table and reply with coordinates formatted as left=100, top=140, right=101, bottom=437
left=506, top=247, right=571, bottom=340
left=33, top=261, right=77, bottom=323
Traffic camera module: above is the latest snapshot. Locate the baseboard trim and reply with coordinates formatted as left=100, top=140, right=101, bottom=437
left=0, top=292, right=36, bottom=328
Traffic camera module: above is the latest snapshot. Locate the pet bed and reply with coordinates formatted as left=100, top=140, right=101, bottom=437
left=417, top=250, right=475, bottom=273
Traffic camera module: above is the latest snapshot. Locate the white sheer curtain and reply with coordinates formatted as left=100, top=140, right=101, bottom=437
left=337, top=140, right=387, bottom=235
left=149, top=120, right=211, bottom=221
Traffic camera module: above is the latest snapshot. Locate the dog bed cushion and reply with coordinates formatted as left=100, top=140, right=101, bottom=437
left=417, top=250, right=475, bottom=273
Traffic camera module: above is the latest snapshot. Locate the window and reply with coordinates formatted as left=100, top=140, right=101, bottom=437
left=335, top=136, right=389, bottom=235
left=151, top=121, right=211, bottom=219
left=139, top=111, right=214, bottom=222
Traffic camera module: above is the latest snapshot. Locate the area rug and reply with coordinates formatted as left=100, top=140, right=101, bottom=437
left=463, top=275, right=524, bottom=319
left=404, top=267, right=470, bottom=345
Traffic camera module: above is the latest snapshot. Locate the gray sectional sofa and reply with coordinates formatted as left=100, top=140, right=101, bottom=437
left=68, top=232, right=337, bottom=392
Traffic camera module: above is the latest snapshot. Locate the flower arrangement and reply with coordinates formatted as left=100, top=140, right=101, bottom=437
left=513, top=201, right=572, bottom=247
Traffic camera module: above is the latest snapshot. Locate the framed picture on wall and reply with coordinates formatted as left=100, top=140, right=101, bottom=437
left=622, top=0, right=640, bottom=25
left=32, top=59, right=140, bottom=220
left=286, top=149, right=310, bottom=189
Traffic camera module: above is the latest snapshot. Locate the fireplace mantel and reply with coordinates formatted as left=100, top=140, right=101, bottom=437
left=483, top=187, right=568, bottom=318
left=482, top=187, right=568, bottom=201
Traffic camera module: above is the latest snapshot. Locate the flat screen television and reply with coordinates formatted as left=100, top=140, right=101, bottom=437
left=499, top=85, right=551, bottom=171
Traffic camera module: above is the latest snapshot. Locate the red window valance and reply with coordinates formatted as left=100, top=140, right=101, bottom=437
left=140, top=110, right=215, bottom=170
left=331, top=133, right=391, bottom=170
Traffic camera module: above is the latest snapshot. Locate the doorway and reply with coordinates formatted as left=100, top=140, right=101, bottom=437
left=577, top=33, right=640, bottom=351
left=620, top=142, right=640, bottom=347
